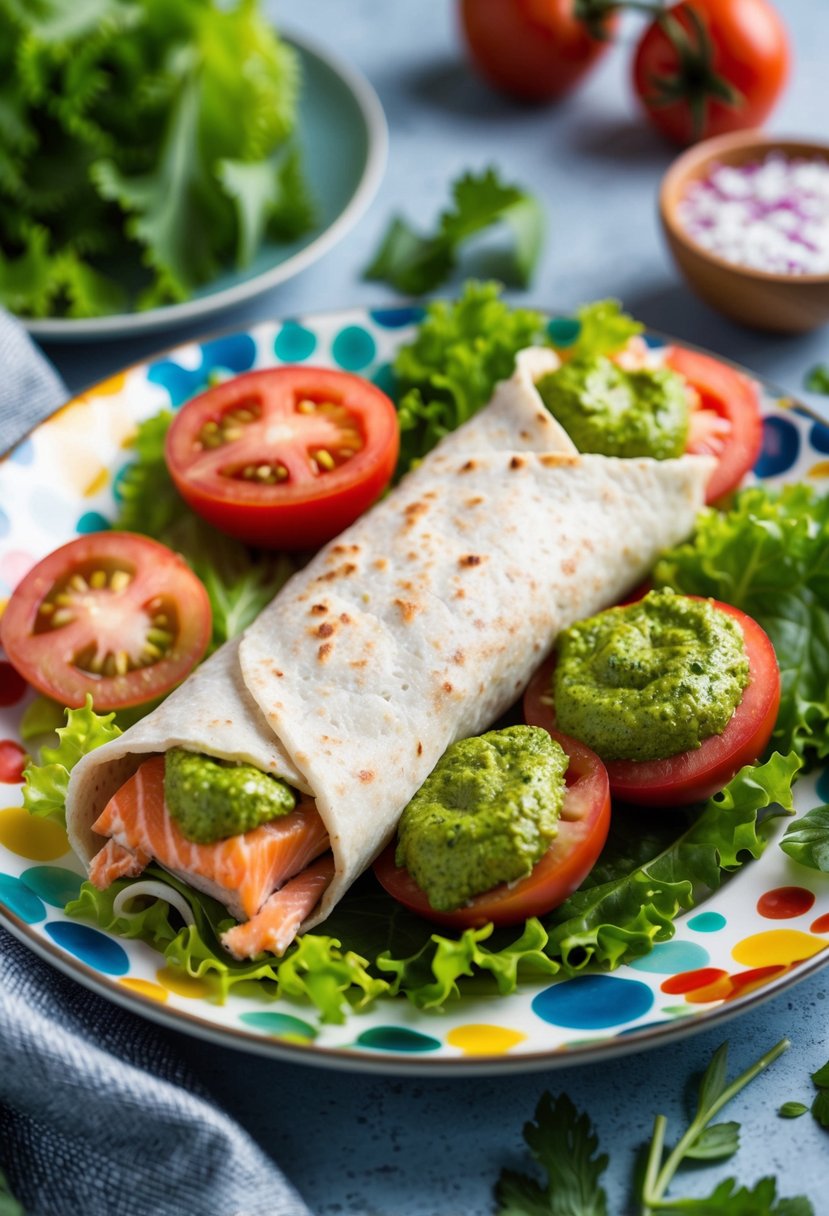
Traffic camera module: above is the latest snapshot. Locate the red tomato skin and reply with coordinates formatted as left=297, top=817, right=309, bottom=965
left=373, top=730, right=611, bottom=928
left=633, top=0, right=790, bottom=146
left=665, top=346, right=764, bottom=503
left=460, top=0, right=616, bottom=103
left=165, top=368, right=400, bottom=551
left=0, top=532, right=212, bottom=711
left=524, top=600, right=780, bottom=808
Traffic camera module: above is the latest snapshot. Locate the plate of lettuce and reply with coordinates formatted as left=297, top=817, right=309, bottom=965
left=0, top=1, right=386, bottom=341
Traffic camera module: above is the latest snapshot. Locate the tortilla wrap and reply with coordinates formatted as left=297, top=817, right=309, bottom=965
left=67, top=351, right=713, bottom=932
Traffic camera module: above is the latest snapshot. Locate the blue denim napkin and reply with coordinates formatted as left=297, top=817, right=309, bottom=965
left=0, top=311, right=312, bottom=1216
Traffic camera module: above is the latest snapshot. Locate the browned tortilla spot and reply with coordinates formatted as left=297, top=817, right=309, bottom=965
left=464, top=496, right=484, bottom=508
left=317, top=643, right=332, bottom=662
left=340, top=612, right=351, bottom=624
left=454, top=588, right=466, bottom=599
left=452, top=650, right=465, bottom=665
left=316, top=621, right=335, bottom=639
left=349, top=658, right=368, bottom=669
left=417, top=741, right=423, bottom=755
left=460, top=459, right=476, bottom=472
left=394, top=598, right=420, bottom=623
left=373, top=557, right=389, bottom=571
left=459, top=554, right=483, bottom=567
left=310, top=603, right=328, bottom=616
left=358, top=769, right=375, bottom=783
left=560, top=557, right=577, bottom=576
left=509, top=455, right=525, bottom=470
left=443, top=681, right=453, bottom=694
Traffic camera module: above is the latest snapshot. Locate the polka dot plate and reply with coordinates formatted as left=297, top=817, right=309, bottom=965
left=1, top=308, right=828, bottom=1075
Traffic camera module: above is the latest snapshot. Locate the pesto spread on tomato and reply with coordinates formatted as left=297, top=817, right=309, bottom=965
left=395, top=726, right=568, bottom=913
left=536, top=355, right=689, bottom=459
left=164, top=748, right=296, bottom=844
left=553, top=590, right=750, bottom=762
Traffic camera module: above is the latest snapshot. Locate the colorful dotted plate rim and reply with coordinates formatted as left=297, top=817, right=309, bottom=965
left=1, top=306, right=828, bottom=1076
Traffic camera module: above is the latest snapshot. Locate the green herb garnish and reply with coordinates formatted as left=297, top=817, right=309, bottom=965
left=365, top=169, right=544, bottom=294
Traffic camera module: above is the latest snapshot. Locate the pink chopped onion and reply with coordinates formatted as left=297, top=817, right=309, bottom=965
left=678, top=153, right=829, bottom=276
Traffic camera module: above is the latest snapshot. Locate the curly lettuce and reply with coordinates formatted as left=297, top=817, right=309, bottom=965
left=0, top=0, right=312, bottom=318
left=21, top=697, right=121, bottom=826
left=655, top=484, right=829, bottom=761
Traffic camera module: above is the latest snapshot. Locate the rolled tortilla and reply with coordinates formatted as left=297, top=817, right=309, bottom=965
left=67, top=352, right=713, bottom=935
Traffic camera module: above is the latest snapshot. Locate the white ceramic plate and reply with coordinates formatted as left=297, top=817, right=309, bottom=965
left=1, top=307, right=828, bottom=1074
left=22, top=33, right=387, bottom=343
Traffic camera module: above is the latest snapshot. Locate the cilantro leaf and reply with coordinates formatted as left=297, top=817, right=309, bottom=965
left=811, top=1061, right=829, bottom=1089
left=655, top=484, right=829, bottom=761
left=365, top=169, right=544, bottom=294
left=494, top=1093, right=608, bottom=1216
left=779, top=1102, right=809, bottom=1118
left=811, top=1091, right=829, bottom=1130
left=780, top=806, right=829, bottom=872
left=22, top=696, right=121, bottom=825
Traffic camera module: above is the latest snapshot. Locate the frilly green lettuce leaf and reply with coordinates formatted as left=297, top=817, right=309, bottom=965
left=655, top=484, right=829, bottom=761
left=22, top=697, right=122, bottom=825
left=392, top=280, right=547, bottom=475
left=564, top=299, right=643, bottom=360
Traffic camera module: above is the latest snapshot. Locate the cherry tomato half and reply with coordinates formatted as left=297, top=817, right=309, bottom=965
left=459, top=0, right=617, bottom=103
left=0, top=532, right=212, bottom=710
left=633, top=0, right=790, bottom=146
left=523, top=600, right=780, bottom=807
left=165, top=367, right=400, bottom=550
left=373, top=730, right=610, bottom=929
left=666, top=346, right=764, bottom=504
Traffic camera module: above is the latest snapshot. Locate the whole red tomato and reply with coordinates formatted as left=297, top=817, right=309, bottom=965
left=633, top=0, right=790, bottom=145
left=459, top=0, right=617, bottom=103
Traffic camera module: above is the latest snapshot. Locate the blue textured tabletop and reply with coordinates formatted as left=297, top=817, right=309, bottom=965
left=41, top=1, right=829, bottom=1210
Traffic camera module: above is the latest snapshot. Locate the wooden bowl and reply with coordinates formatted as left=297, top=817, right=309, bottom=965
left=660, top=130, right=829, bottom=333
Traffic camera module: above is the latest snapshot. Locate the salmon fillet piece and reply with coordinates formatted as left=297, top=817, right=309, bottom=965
left=88, top=838, right=149, bottom=887
left=89, top=754, right=330, bottom=923
left=222, top=855, right=336, bottom=959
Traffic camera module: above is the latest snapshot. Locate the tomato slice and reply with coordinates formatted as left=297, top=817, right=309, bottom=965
left=0, top=532, right=212, bottom=710
left=165, top=367, right=400, bottom=550
left=523, top=600, right=780, bottom=807
left=665, top=347, right=764, bottom=504
left=373, top=731, right=610, bottom=929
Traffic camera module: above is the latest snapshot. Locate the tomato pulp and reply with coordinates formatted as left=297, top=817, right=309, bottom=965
left=165, top=367, right=400, bottom=550
left=0, top=532, right=212, bottom=710
left=523, top=600, right=780, bottom=807
left=374, top=730, right=610, bottom=928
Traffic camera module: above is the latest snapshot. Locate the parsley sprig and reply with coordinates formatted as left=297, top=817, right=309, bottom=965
left=496, top=1039, right=814, bottom=1216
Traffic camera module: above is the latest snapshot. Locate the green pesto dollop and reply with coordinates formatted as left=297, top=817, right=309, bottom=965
left=553, top=589, right=750, bottom=762
left=164, top=748, right=296, bottom=844
left=536, top=354, right=689, bottom=460
left=395, top=725, right=568, bottom=913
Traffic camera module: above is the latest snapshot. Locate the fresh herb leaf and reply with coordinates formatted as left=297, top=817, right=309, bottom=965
left=682, top=1121, right=740, bottom=1161
left=22, top=696, right=121, bottom=825
left=112, top=409, right=181, bottom=538
left=811, top=1061, right=829, bottom=1088
left=780, top=805, right=829, bottom=872
left=641, top=1039, right=813, bottom=1215
left=655, top=484, right=829, bottom=761
left=494, top=1093, right=608, bottom=1216
left=365, top=169, right=544, bottom=294
left=804, top=365, right=829, bottom=394
left=392, top=280, right=547, bottom=474
left=779, top=1102, right=809, bottom=1118
left=811, top=1091, right=829, bottom=1130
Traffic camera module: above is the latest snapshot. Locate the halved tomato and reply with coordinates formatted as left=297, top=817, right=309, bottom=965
left=0, top=532, right=211, bottom=710
left=523, top=600, right=780, bottom=807
left=373, top=731, right=610, bottom=929
left=665, top=346, right=764, bottom=504
left=165, top=367, right=400, bottom=550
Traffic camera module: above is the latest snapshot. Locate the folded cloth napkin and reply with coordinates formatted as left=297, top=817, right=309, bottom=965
left=0, top=311, right=313, bottom=1216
